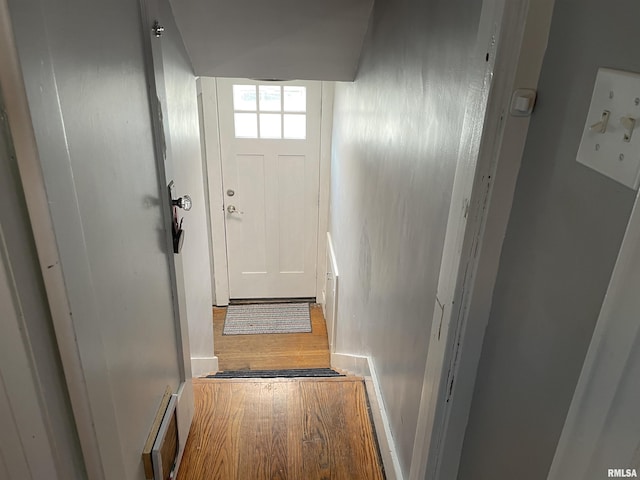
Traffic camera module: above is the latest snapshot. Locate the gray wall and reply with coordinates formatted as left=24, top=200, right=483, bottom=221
left=8, top=0, right=191, bottom=477
left=458, top=1, right=640, bottom=478
left=328, top=0, right=482, bottom=474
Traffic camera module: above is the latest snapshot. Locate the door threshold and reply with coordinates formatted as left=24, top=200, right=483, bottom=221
left=229, top=297, right=316, bottom=305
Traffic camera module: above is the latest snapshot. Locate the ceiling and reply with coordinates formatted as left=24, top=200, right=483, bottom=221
left=169, top=0, right=374, bottom=81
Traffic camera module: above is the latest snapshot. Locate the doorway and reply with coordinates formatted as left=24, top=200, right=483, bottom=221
left=202, top=78, right=328, bottom=302
left=218, top=78, right=321, bottom=300
left=198, top=77, right=333, bottom=370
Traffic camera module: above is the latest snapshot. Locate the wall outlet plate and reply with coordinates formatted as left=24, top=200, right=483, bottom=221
left=576, top=68, right=640, bottom=190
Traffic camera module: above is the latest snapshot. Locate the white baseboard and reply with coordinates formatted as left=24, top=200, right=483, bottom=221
left=331, top=352, right=370, bottom=376
left=190, top=356, right=218, bottom=377
left=331, top=353, right=403, bottom=480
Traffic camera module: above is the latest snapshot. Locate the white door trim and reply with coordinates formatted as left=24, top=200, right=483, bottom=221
left=198, top=77, right=230, bottom=305
left=315, top=82, right=335, bottom=301
left=409, top=0, right=556, bottom=478
left=547, top=191, right=640, bottom=479
left=201, top=77, right=333, bottom=304
left=431, top=2, right=557, bottom=478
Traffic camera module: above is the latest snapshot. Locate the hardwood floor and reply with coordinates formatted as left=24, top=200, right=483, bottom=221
left=213, top=304, right=331, bottom=371
left=177, top=378, right=385, bottom=480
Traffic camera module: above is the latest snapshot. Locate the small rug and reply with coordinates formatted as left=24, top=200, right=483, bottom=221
left=222, top=302, right=312, bottom=335
left=207, top=368, right=344, bottom=379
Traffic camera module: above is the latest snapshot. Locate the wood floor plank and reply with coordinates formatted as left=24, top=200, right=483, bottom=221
left=342, top=382, right=384, bottom=479
left=176, top=378, right=385, bottom=480
left=268, top=382, right=289, bottom=480
left=285, top=382, right=303, bottom=478
left=213, top=304, right=331, bottom=371
left=300, top=381, right=333, bottom=479
left=236, top=383, right=267, bottom=479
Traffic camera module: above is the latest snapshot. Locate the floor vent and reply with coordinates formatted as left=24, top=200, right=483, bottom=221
left=142, top=387, right=179, bottom=480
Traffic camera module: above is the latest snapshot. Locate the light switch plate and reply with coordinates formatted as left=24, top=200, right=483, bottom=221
left=576, top=68, right=640, bottom=189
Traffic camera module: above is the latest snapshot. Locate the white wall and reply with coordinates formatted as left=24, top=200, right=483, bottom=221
left=169, top=0, right=373, bottom=81
left=158, top=0, right=216, bottom=377
left=7, top=0, right=189, bottom=477
left=328, top=0, right=483, bottom=475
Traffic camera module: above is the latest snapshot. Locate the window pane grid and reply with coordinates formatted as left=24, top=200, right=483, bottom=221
left=232, top=84, right=306, bottom=139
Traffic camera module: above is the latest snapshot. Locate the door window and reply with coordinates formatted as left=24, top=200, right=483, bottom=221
left=232, top=84, right=306, bottom=140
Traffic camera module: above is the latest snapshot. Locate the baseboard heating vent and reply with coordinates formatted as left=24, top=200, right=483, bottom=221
left=142, top=386, right=179, bottom=480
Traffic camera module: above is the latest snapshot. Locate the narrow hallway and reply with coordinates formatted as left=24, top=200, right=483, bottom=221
left=174, top=304, right=384, bottom=478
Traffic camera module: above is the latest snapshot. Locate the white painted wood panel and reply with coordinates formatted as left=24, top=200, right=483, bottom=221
left=7, top=0, right=197, bottom=476
left=0, top=235, right=58, bottom=480
left=277, top=155, right=306, bottom=273
left=236, top=154, right=269, bottom=273
left=325, top=232, right=339, bottom=352
left=315, top=82, right=335, bottom=301
left=548, top=191, right=640, bottom=480
left=0, top=1, right=96, bottom=474
left=216, top=78, right=321, bottom=299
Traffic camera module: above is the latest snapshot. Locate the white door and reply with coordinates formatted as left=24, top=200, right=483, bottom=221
left=143, top=0, right=198, bottom=470
left=547, top=191, right=640, bottom=480
left=146, top=0, right=215, bottom=378
left=216, top=78, right=322, bottom=299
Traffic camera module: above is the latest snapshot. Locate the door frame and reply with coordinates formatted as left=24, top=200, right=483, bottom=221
left=409, top=0, right=556, bottom=478
left=547, top=188, right=640, bottom=478
left=199, top=77, right=334, bottom=305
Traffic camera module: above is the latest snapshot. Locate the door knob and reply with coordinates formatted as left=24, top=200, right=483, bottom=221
left=227, top=205, right=238, bottom=214
left=172, top=195, right=192, bottom=211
